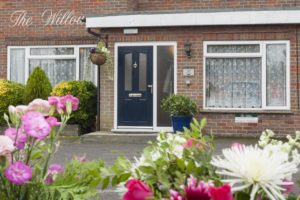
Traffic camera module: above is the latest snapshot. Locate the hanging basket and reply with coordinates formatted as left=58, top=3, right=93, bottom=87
left=89, top=52, right=107, bottom=65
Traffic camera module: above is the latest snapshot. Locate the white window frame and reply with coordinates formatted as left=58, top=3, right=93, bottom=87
left=7, top=45, right=96, bottom=84
left=113, top=42, right=177, bottom=132
left=203, top=40, right=290, bottom=111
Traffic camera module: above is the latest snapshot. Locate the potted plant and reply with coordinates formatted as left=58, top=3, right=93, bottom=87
left=89, top=41, right=113, bottom=80
left=161, top=94, right=197, bottom=132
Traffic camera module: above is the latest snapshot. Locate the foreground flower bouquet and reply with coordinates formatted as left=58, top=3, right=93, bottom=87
left=107, top=119, right=300, bottom=200
left=0, top=95, right=104, bottom=200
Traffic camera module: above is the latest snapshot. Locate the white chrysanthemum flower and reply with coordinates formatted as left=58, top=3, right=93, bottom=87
left=211, top=145, right=299, bottom=200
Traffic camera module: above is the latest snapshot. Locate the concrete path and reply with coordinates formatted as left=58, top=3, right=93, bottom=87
left=54, top=136, right=300, bottom=199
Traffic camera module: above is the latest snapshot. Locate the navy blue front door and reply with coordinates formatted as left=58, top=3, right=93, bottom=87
left=118, top=46, right=153, bottom=126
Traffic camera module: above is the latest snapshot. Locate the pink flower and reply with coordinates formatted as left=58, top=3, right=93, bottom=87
left=183, top=139, right=194, bottom=148
left=231, top=143, right=245, bottom=150
left=0, top=135, right=15, bottom=156
left=28, top=99, right=51, bottom=116
left=123, top=179, right=153, bottom=200
left=4, top=128, right=27, bottom=149
left=170, top=190, right=185, bottom=200
left=9, top=105, right=29, bottom=117
left=21, top=111, right=51, bottom=140
left=46, top=117, right=61, bottom=127
left=282, top=180, right=294, bottom=194
left=5, top=161, right=32, bottom=185
left=45, top=163, right=64, bottom=185
left=184, top=176, right=212, bottom=200
left=48, top=95, right=79, bottom=113
left=208, top=184, right=233, bottom=200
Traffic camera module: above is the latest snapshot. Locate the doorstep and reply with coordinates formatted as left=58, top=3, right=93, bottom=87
left=80, top=131, right=158, bottom=144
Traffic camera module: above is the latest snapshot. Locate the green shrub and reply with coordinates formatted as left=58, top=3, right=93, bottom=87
left=51, top=80, right=97, bottom=134
left=0, top=80, right=25, bottom=125
left=23, top=67, right=52, bottom=104
left=161, top=94, right=197, bottom=116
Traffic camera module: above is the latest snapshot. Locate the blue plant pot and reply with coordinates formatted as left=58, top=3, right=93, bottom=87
left=171, top=116, right=193, bottom=133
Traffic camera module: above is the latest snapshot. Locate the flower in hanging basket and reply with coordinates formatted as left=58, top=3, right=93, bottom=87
left=88, top=40, right=114, bottom=80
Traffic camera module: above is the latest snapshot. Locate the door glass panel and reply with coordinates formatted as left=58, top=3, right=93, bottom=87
left=139, top=53, right=147, bottom=91
left=157, top=46, right=174, bottom=126
left=125, top=53, right=132, bottom=91
left=266, top=44, right=286, bottom=106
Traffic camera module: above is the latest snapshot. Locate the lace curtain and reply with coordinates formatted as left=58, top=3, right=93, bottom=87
left=10, top=49, right=25, bottom=84
left=79, top=48, right=97, bottom=84
left=29, top=59, right=76, bottom=86
left=206, top=58, right=262, bottom=108
left=266, top=44, right=286, bottom=106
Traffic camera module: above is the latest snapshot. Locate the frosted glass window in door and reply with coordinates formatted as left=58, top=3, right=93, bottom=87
left=266, top=44, right=287, bottom=106
left=10, top=48, right=25, bottom=84
left=139, top=53, right=147, bottom=91
left=206, top=58, right=261, bottom=108
left=79, top=48, right=96, bottom=84
left=29, top=59, right=76, bottom=86
left=157, top=46, right=174, bottom=126
left=124, top=53, right=132, bottom=91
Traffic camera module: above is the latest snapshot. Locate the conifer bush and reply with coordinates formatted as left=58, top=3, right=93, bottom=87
left=23, top=67, right=52, bottom=104
left=0, top=80, right=24, bottom=125
left=51, top=80, right=97, bottom=134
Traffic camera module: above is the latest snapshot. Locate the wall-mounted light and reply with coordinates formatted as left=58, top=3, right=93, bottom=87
left=184, top=41, right=192, bottom=58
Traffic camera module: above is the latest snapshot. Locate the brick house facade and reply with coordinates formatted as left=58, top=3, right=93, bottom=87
left=1, top=1, right=300, bottom=136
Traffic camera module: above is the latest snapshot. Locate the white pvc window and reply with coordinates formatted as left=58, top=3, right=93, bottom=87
left=8, top=45, right=96, bottom=86
left=204, top=41, right=290, bottom=110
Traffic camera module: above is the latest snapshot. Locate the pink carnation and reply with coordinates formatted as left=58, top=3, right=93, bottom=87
left=208, top=184, right=233, bottom=200
left=184, top=176, right=212, bottom=200
left=170, top=190, right=185, bottom=200
left=9, top=105, right=29, bottom=117
left=0, top=135, right=15, bottom=156
left=45, top=163, right=64, bottom=185
left=5, top=161, right=32, bottom=185
left=48, top=95, right=79, bottom=113
left=46, top=116, right=61, bottom=127
left=28, top=99, right=51, bottom=116
left=21, top=111, right=51, bottom=140
left=124, top=179, right=153, bottom=200
left=4, top=128, right=27, bottom=149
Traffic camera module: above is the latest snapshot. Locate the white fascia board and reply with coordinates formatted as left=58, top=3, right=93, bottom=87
left=86, top=10, right=300, bottom=28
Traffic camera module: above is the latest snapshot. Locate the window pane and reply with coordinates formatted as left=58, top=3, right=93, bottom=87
left=206, top=58, right=261, bottom=108
left=266, top=44, right=286, bottom=107
left=124, top=53, right=132, bottom=91
left=10, top=48, right=25, bottom=84
left=157, top=46, right=174, bottom=126
left=29, top=59, right=76, bottom=85
left=79, top=48, right=96, bottom=84
left=30, top=47, right=74, bottom=55
left=139, top=53, right=147, bottom=91
left=207, top=44, right=260, bottom=53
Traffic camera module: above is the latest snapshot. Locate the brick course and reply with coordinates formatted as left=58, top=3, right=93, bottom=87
left=1, top=1, right=300, bottom=136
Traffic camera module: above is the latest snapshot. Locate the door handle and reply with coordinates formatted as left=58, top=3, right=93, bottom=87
left=147, top=85, right=153, bottom=94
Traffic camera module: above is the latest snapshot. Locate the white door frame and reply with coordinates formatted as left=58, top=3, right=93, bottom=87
left=113, top=42, right=177, bottom=132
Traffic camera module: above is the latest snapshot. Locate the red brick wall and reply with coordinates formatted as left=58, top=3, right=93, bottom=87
left=137, top=0, right=299, bottom=11
left=102, top=25, right=300, bottom=135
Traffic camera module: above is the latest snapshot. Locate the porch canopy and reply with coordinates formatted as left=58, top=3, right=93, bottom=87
left=86, top=9, right=300, bottom=28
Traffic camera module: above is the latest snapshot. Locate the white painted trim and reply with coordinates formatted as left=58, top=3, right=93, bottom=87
left=114, top=42, right=177, bottom=130
left=7, top=47, right=10, bottom=81
left=86, top=10, right=300, bottom=28
left=203, top=40, right=290, bottom=111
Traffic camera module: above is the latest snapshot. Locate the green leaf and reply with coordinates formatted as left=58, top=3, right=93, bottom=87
left=235, top=191, right=251, bottom=200
left=101, top=176, right=110, bottom=190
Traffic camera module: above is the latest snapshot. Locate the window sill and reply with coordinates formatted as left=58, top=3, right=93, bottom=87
left=200, top=109, right=293, bottom=114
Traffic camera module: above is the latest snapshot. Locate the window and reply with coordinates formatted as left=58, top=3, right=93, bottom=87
left=204, top=41, right=290, bottom=110
left=8, top=45, right=96, bottom=85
